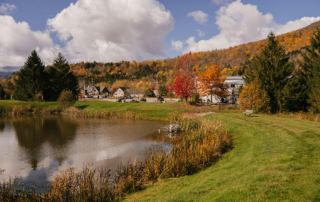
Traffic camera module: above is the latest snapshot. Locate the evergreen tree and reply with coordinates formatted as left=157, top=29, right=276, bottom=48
left=43, top=53, right=79, bottom=101
left=14, top=50, right=47, bottom=101
left=298, top=28, right=320, bottom=112
left=244, top=32, right=297, bottom=113
left=308, top=58, right=320, bottom=112
left=158, top=84, right=167, bottom=96
left=0, top=85, right=4, bottom=100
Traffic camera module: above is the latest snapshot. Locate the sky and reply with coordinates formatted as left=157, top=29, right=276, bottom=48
left=1, top=0, right=320, bottom=71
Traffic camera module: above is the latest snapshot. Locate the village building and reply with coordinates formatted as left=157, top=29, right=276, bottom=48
left=83, top=86, right=109, bottom=96
left=113, top=87, right=130, bottom=97
left=113, top=87, right=145, bottom=98
left=197, top=76, right=245, bottom=104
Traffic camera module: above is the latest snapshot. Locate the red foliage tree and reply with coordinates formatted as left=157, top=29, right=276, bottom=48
left=171, top=68, right=195, bottom=105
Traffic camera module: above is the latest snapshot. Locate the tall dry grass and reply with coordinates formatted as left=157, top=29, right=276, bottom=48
left=62, top=107, right=142, bottom=119
left=0, top=105, right=62, bottom=116
left=276, top=111, right=320, bottom=122
left=0, top=113, right=231, bottom=201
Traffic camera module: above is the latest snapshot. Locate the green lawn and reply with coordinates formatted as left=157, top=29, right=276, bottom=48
left=123, top=112, right=320, bottom=201
left=74, top=101, right=197, bottom=119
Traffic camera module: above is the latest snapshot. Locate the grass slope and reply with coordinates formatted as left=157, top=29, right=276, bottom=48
left=124, top=112, right=320, bottom=201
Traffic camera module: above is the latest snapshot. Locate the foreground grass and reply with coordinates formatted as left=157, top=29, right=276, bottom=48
left=124, top=112, right=320, bottom=201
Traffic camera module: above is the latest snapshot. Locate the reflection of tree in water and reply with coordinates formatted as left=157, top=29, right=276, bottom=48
left=0, top=120, right=5, bottom=133
left=12, top=116, right=78, bottom=170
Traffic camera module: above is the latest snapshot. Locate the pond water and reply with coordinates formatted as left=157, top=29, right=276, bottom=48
left=0, top=116, right=171, bottom=189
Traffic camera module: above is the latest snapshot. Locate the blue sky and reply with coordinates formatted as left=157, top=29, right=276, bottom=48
left=1, top=0, right=320, bottom=70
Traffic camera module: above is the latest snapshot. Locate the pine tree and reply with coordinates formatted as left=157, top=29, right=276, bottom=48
left=14, top=50, right=47, bottom=101
left=43, top=53, right=79, bottom=101
left=244, top=32, right=297, bottom=113
left=0, top=85, right=4, bottom=100
left=298, top=28, right=320, bottom=112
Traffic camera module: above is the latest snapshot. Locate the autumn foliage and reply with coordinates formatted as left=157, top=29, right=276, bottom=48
left=171, top=68, right=195, bottom=104
left=239, top=80, right=266, bottom=112
left=197, top=63, right=229, bottom=99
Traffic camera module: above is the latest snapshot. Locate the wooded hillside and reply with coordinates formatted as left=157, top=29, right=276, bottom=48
left=2, top=21, right=320, bottom=90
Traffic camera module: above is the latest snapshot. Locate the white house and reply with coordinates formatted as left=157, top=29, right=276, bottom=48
left=113, top=87, right=130, bottom=97
left=197, top=76, right=245, bottom=104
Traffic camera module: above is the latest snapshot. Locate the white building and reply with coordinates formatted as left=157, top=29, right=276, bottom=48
left=197, top=76, right=245, bottom=104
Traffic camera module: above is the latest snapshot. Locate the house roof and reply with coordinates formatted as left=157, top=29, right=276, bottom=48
left=225, top=76, right=243, bottom=80
left=85, top=86, right=94, bottom=92
left=96, top=86, right=106, bottom=93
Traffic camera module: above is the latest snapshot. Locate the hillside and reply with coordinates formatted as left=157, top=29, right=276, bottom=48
left=65, top=20, right=320, bottom=87
left=1, top=21, right=320, bottom=91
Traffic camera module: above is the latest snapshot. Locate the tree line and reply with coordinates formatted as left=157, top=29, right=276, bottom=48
left=13, top=50, right=79, bottom=101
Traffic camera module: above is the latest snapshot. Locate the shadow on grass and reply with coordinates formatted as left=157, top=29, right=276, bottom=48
left=76, top=105, right=89, bottom=110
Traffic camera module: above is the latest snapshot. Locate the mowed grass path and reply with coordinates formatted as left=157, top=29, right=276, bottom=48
left=124, top=112, right=320, bottom=201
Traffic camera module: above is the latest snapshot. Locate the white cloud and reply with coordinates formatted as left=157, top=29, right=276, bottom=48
left=47, top=0, right=174, bottom=63
left=171, top=40, right=184, bottom=51
left=211, top=0, right=231, bottom=5
left=177, top=0, right=320, bottom=54
left=0, top=0, right=174, bottom=69
left=187, top=10, right=208, bottom=24
left=0, top=15, right=61, bottom=69
left=0, top=3, right=16, bottom=15
left=196, top=29, right=205, bottom=37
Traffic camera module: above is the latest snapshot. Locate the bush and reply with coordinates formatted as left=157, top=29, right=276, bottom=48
left=58, top=90, right=75, bottom=109
left=190, top=93, right=200, bottom=105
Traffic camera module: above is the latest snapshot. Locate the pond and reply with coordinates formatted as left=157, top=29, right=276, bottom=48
left=0, top=116, right=171, bottom=190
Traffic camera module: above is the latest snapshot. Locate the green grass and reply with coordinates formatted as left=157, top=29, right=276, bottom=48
left=123, top=112, right=320, bottom=201
left=0, top=100, right=57, bottom=107
left=73, top=102, right=191, bottom=119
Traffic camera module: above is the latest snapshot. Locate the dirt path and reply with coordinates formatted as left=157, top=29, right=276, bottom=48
left=194, top=112, right=216, bottom=117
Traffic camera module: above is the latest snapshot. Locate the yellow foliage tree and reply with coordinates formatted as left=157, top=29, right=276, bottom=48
left=238, top=80, right=266, bottom=111
left=197, top=63, right=229, bottom=99
left=221, top=68, right=234, bottom=76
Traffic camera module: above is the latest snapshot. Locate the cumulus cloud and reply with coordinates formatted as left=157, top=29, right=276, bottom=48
left=171, top=40, right=184, bottom=51
left=211, top=0, right=231, bottom=5
left=187, top=10, right=208, bottom=24
left=0, top=0, right=173, bottom=69
left=0, top=3, right=16, bottom=15
left=177, top=0, right=320, bottom=54
left=0, top=15, right=61, bottom=69
left=47, top=0, right=174, bottom=63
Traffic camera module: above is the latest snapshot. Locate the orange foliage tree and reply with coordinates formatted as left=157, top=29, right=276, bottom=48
left=238, top=80, right=266, bottom=111
left=197, top=63, right=229, bottom=101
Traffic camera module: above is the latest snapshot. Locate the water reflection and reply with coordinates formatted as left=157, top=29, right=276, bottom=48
left=12, top=117, right=77, bottom=169
left=0, top=116, right=170, bottom=190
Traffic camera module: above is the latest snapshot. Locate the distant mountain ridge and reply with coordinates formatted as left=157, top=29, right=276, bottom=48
left=0, top=71, right=16, bottom=79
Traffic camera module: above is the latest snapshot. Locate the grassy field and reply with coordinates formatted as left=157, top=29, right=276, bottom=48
left=123, top=112, right=320, bottom=201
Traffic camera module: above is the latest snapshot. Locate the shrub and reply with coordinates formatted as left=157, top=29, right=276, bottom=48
left=57, top=90, right=75, bottom=109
